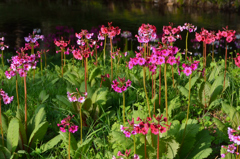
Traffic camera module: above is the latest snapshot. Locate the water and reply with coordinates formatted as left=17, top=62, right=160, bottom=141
left=0, top=0, right=240, bottom=53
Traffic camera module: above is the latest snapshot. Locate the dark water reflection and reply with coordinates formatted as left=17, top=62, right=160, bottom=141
left=0, top=0, right=240, bottom=53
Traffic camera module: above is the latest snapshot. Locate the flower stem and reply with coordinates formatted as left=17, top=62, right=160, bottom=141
left=185, top=31, right=189, bottom=60
left=223, top=41, right=227, bottom=89
left=95, top=46, right=98, bottom=66
left=0, top=96, right=4, bottom=146
left=1, top=50, right=4, bottom=67
left=84, top=58, right=87, bottom=93
left=159, top=65, right=161, bottom=108
left=40, top=54, right=43, bottom=76
left=171, top=65, right=175, bottom=88
left=44, top=51, right=47, bottom=68
left=181, top=73, right=192, bottom=147
left=79, top=103, right=82, bottom=144
left=212, top=43, right=214, bottom=62
left=144, top=135, right=147, bottom=159
left=61, top=50, right=63, bottom=77
left=64, top=52, right=66, bottom=66
left=203, top=42, right=206, bottom=82
left=103, top=35, right=107, bottom=68
left=68, top=127, right=71, bottom=159
left=110, top=38, right=113, bottom=82
left=157, top=134, right=159, bottom=159
left=16, top=75, right=20, bottom=109
left=133, top=135, right=136, bottom=155
left=143, top=66, right=151, bottom=117
left=164, top=63, right=168, bottom=124
left=123, top=92, right=126, bottom=125
left=24, top=76, right=27, bottom=133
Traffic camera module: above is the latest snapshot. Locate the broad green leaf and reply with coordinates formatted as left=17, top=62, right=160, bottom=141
left=208, top=65, right=223, bottom=82
left=50, top=78, right=59, bottom=85
left=34, top=105, right=47, bottom=131
left=178, top=86, right=189, bottom=98
left=186, top=130, right=212, bottom=159
left=28, top=121, right=49, bottom=149
left=176, top=119, right=200, bottom=158
left=198, top=82, right=211, bottom=106
left=55, top=95, right=72, bottom=108
left=0, top=145, right=11, bottom=159
left=40, top=134, right=62, bottom=153
left=222, top=102, right=240, bottom=129
left=64, top=73, right=81, bottom=86
left=82, top=98, right=92, bottom=112
left=89, top=67, right=101, bottom=82
left=166, top=138, right=179, bottom=158
left=168, top=96, right=181, bottom=118
left=185, top=74, right=199, bottom=90
left=74, top=137, right=93, bottom=159
left=212, top=118, right=227, bottom=135
left=18, top=121, right=27, bottom=150
left=1, top=113, right=8, bottom=134
left=39, top=90, right=49, bottom=103
left=7, top=118, right=19, bottom=153
left=15, top=108, right=24, bottom=123
left=59, top=131, right=78, bottom=157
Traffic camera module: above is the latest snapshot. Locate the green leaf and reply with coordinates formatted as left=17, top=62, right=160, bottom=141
left=0, top=145, right=11, bottom=159
left=185, top=74, right=199, bottom=90
left=50, top=78, right=59, bottom=85
left=186, top=130, right=212, bottom=159
left=222, top=102, right=240, bottom=129
left=89, top=67, right=101, bottom=82
left=178, top=86, right=189, bottom=98
left=168, top=96, right=181, bottom=118
left=166, top=137, right=179, bottom=158
left=18, top=121, right=27, bottom=150
left=198, top=82, right=211, bottom=106
left=28, top=121, right=49, bottom=149
left=55, top=95, right=72, bottom=108
left=74, top=137, right=93, bottom=159
left=208, top=65, right=223, bottom=82
left=175, top=119, right=200, bottom=158
left=39, top=90, right=49, bottom=103
left=64, top=73, right=81, bottom=86
left=40, top=134, right=62, bottom=153
left=212, top=118, right=227, bottom=135
left=59, top=131, right=78, bottom=157
left=1, top=113, right=8, bottom=134
left=82, top=98, right=92, bottom=112
left=7, top=118, right=19, bottom=153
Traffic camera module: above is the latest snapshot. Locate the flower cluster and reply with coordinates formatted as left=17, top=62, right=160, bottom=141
left=76, top=29, right=94, bottom=46
left=0, top=89, right=13, bottom=105
left=112, top=149, right=139, bottom=159
left=5, top=48, right=40, bottom=78
left=178, top=23, right=197, bottom=33
left=112, top=49, right=127, bottom=59
left=221, top=126, right=240, bottom=158
left=98, top=22, right=121, bottom=40
left=120, top=115, right=170, bottom=138
left=161, top=23, right=181, bottom=43
left=135, top=23, right=157, bottom=43
left=195, top=28, right=216, bottom=44
left=111, top=77, right=131, bottom=93
left=101, top=74, right=110, bottom=81
left=57, top=115, right=78, bottom=133
left=72, top=46, right=92, bottom=60
left=234, top=53, right=240, bottom=68
left=218, top=26, right=236, bottom=43
left=181, top=60, right=199, bottom=76
left=24, top=31, right=44, bottom=49
left=54, top=38, right=70, bottom=54
left=67, top=89, right=87, bottom=103
left=121, top=31, right=132, bottom=39
left=0, top=37, right=9, bottom=51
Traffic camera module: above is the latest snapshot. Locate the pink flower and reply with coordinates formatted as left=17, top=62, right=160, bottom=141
left=183, top=66, right=192, bottom=76
left=60, top=127, right=66, bottom=133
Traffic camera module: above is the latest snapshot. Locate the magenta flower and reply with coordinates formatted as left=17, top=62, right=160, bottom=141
left=111, top=77, right=131, bottom=93
left=67, top=89, right=86, bottom=103
left=183, top=66, right=192, bottom=76
left=0, top=89, right=14, bottom=105
left=57, top=115, right=78, bottom=133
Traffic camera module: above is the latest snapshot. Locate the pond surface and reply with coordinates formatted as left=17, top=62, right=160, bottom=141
left=0, top=0, right=240, bottom=53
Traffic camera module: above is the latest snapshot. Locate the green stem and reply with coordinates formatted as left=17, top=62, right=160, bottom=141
left=223, top=41, right=227, bottom=89
left=181, top=73, right=192, bottom=147
left=103, top=35, right=107, bottom=68
left=171, top=65, right=174, bottom=88
left=68, top=126, right=71, bottom=159
left=64, top=52, right=66, bottom=66
left=16, top=75, right=20, bottom=109
left=164, top=63, right=168, bottom=124
left=133, top=135, right=136, bottom=155
left=123, top=92, right=125, bottom=125
left=0, top=96, right=4, bottom=146
left=84, top=59, right=87, bottom=94
left=1, top=50, right=4, bottom=67
left=79, top=103, right=82, bottom=144
left=110, top=38, right=113, bottom=82
left=61, top=50, right=63, bottom=77
left=157, top=133, right=159, bottom=159
left=159, top=65, right=161, bottom=108
left=144, top=135, right=147, bottom=159
left=40, top=54, right=43, bottom=76
left=24, top=76, right=27, bottom=133
left=212, top=43, right=214, bottom=62
left=185, top=31, right=189, bottom=60
left=44, top=51, right=47, bottom=69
